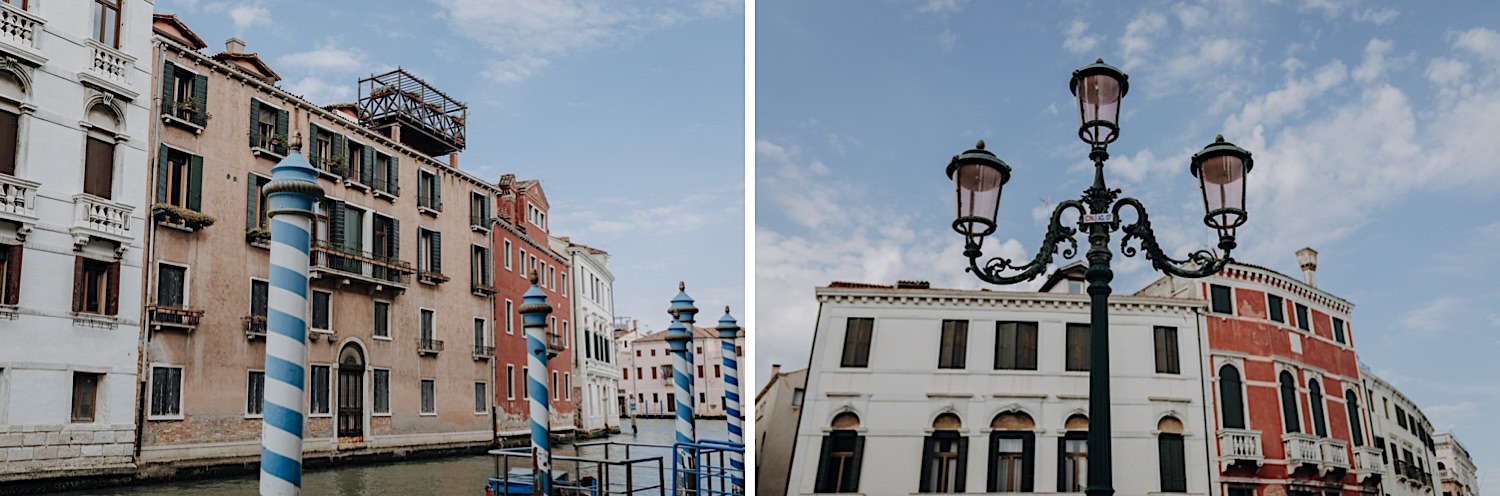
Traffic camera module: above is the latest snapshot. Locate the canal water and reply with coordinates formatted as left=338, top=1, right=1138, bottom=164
left=56, top=418, right=727, bottom=495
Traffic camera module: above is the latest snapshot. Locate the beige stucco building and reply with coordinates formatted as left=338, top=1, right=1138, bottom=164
left=754, top=364, right=807, bottom=496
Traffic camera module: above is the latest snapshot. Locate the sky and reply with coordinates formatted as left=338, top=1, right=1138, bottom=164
left=756, top=0, right=1500, bottom=491
left=155, top=0, right=746, bottom=334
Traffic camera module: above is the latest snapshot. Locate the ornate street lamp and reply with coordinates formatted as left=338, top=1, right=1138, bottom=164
left=945, top=59, right=1253, bottom=496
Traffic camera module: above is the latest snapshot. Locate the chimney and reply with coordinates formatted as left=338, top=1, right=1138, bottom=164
left=771, top=364, right=781, bottom=377
left=225, top=37, right=246, bottom=53
left=1296, top=247, right=1318, bottom=287
left=448, top=152, right=458, bottom=169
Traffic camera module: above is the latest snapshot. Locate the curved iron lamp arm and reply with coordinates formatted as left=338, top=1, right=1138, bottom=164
left=966, top=199, right=1087, bottom=285
left=1113, top=198, right=1232, bottom=278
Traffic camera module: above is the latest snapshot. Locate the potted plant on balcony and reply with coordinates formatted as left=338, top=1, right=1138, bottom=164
left=245, top=228, right=271, bottom=245
left=153, top=203, right=217, bottom=231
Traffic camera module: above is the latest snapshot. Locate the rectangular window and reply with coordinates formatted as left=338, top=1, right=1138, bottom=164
left=156, top=263, right=187, bottom=308
left=1065, top=323, right=1090, bottom=371
left=814, top=431, right=864, bottom=493
left=92, top=0, right=121, bottom=47
left=74, top=258, right=116, bottom=315
left=85, top=136, right=114, bottom=199
left=158, top=147, right=203, bottom=210
left=1295, top=303, right=1310, bottom=332
left=1209, top=284, right=1233, bottom=315
left=420, top=379, right=435, bottom=414
left=71, top=372, right=100, bottom=422
left=250, top=279, right=268, bottom=321
left=420, top=309, right=435, bottom=344
left=1059, top=433, right=1088, bottom=492
left=519, top=249, right=527, bottom=277
left=506, top=365, right=515, bottom=400
left=551, top=371, right=559, bottom=400
left=994, top=322, right=1038, bottom=370
left=697, top=365, right=704, bottom=378
left=564, top=373, right=571, bottom=400
left=938, top=320, right=968, bottom=369
left=699, top=392, right=706, bottom=405
left=247, top=371, right=265, bottom=416
left=149, top=366, right=182, bottom=417
left=474, top=318, right=487, bottom=350
left=1396, top=406, right=1408, bottom=429
left=0, top=109, right=18, bottom=175
left=714, top=365, right=721, bottom=378
left=374, top=301, right=390, bottom=338
left=504, top=300, right=514, bottom=334
left=503, top=240, right=513, bottom=269
left=248, top=174, right=272, bottom=231
left=472, top=245, right=492, bottom=287
left=311, top=290, right=331, bottom=330
left=1159, top=434, right=1186, bottom=492
left=474, top=382, right=488, bottom=414
left=988, top=432, right=1033, bottom=492
left=418, top=170, right=441, bottom=211
left=1154, top=326, right=1180, bottom=374
left=418, top=228, right=442, bottom=275
left=310, top=365, right=330, bottom=415
left=840, top=317, right=874, bottom=368
left=1332, top=318, right=1346, bottom=344
left=1267, top=294, right=1285, bottom=323
left=470, top=192, right=489, bottom=228
left=919, top=431, right=966, bottom=493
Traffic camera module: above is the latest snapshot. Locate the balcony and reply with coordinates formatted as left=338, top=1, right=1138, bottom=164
left=546, top=331, right=566, bottom=355
left=244, top=315, right=267, bottom=339
left=472, top=282, right=498, bottom=296
left=1283, top=433, right=1321, bottom=471
left=417, top=192, right=441, bottom=216
left=418, top=338, right=443, bottom=356
left=359, top=69, right=467, bottom=157
left=309, top=240, right=413, bottom=294
left=1396, top=460, right=1410, bottom=483
left=0, top=173, right=39, bottom=240
left=148, top=304, right=204, bottom=331
left=470, top=214, right=490, bottom=232
left=1351, top=445, right=1383, bottom=482
left=0, top=4, right=44, bottom=65
left=1318, top=438, right=1349, bottom=474
left=473, top=345, right=494, bottom=360
left=81, top=40, right=135, bottom=99
left=417, top=270, right=449, bottom=285
left=1216, top=429, right=1263, bottom=472
left=70, top=194, right=132, bottom=255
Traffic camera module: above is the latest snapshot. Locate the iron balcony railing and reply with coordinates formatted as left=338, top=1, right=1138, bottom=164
left=472, top=282, right=498, bottom=296
left=310, top=240, right=413, bottom=285
left=359, top=69, right=467, bottom=156
left=418, top=338, right=443, bottom=355
left=473, top=345, right=495, bottom=359
left=148, top=304, right=204, bottom=328
left=417, top=191, right=442, bottom=212
left=244, top=315, right=267, bottom=338
left=371, top=177, right=399, bottom=196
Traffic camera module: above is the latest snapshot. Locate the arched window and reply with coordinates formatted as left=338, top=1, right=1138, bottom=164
left=1158, top=417, right=1186, bottom=493
left=1218, top=365, right=1246, bottom=429
left=1279, top=371, right=1300, bottom=434
left=815, top=412, right=864, bottom=493
left=988, top=412, right=1035, bottom=492
left=1345, top=390, right=1364, bottom=446
left=920, top=413, right=966, bottom=493
left=1308, top=379, right=1327, bottom=437
left=1059, top=414, right=1088, bottom=492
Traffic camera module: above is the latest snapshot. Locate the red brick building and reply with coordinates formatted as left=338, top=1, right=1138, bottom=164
left=492, top=175, right=575, bottom=440
left=1140, top=249, right=1383, bottom=495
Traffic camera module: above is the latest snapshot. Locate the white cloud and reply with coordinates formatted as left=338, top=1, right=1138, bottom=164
left=915, top=0, right=968, bottom=16
left=1172, top=2, right=1209, bottom=29
left=1396, top=297, right=1473, bottom=335
left=1224, top=59, right=1347, bottom=137
left=1351, top=7, right=1399, bottom=25
left=1453, top=27, right=1500, bottom=62
left=1423, top=402, right=1480, bottom=431
left=277, top=43, right=370, bottom=74
left=1426, top=57, right=1470, bottom=87
left=282, top=77, right=354, bottom=105
left=938, top=28, right=959, bottom=52
left=433, top=0, right=736, bottom=83
left=1352, top=38, right=1394, bottom=83
left=228, top=4, right=271, bottom=33
left=1119, top=11, right=1168, bottom=69
left=1063, top=20, right=1099, bottom=54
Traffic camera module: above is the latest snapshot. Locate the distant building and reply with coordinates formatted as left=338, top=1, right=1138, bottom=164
left=1435, top=432, right=1478, bottom=496
left=783, top=279, right=1212, bottom=495
left=754, top=364, right=807, bottom=496
left=1362, top=364, right=1442, bottom=495
left=621, top=326, right=744, bottom=419
left=553, top=236, right=620, bottom=437
left=0, top=0, right=154, bottom=482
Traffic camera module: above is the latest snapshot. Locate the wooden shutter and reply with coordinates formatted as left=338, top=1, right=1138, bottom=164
left=274, top=108, right=289, bottom=155
left=190, top=73, right=209, bottom=126
left=432, top=173, right=441, bottom=209
left=245, top=174, right=259, bottom=231
left=4, top=244, right=20, bottom=305
left=155, top=144, right=169, bottom=203
left=160, top=60, right=176, bottom=111
left=248, top=99, right=260, bottom=147
left=1066, top=324, right=1089, bottom=371
left=1220, top=365, right=1246, bottom=429
left=84, top=137, right=114, bottom=199
left=105, top=261, right=119, bottom=315
left=847, top=435, right=865, bottom=491
left=1280, top=372, right=1300, bottom=433
left=995, top=322, right=1015, bottom=369
left=1018, top=323, right=1037, bottom=370
left=71, top=257, right=83, bottom=312
left=1021, top=433, right=1036, bottom=492
left=430, top=231, right=441, bottom=273
left=388, top=155, right=399, bottom=195
left=918, top=436, right=934, bottom=493
left=251, top=280, right=268, bottom=317
left=309, top=123, right=321, bottom=162
left=1159, top=434, right=1186, bottom=492
left=0, top=109, right=17, bottom=175
left=1346, top=390, right=1365, bottom=446
left=332, top=134, right=346, bottom=169
left=187, top=154, right=203, bottom=211
left=954, top=437, right=969, bottom=493
left=328, top=200, right=345, bottom=248
left=360, top=146, right=374, bottom=185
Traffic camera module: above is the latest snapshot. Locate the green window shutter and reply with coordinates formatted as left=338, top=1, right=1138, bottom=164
left=430, top=231, right=441, bottom=273
left=274, top=108, right=289, bottom=155
left=332, top=134, right=347, bottom=174
left=190, top=73, right=208, bottom=126
left=433, top=174, right=441, bottom=210
left=360, top=146, right=374, bottom=185
left=329, top=200, right=346, bottom=248
left=246, top=174, right=258, bottom=231
left=389, top=218, right=400, bottom=260
left=160, top=61, right=176, bottom=112
left=309, top=123, right=321, bottom=163
left=389, top=155, right=399, bottom=195
left=187, top=154, right=204, bottom=211
left=248, top=99, right=260, bottom=147
left=155, top=144, right=169, bottom=203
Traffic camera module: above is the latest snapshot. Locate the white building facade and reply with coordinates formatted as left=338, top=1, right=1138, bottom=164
left=621, top=326, right=744, bottom=419
left=784, top=281, right=1213, bottom=495
left=1362, top=364, right=1442, bottom=496
left=0, top=0, right=153, bottom=481
left=556, top=237, right=621, bottom=436
left=1435, top=432, right=1478, bottom=496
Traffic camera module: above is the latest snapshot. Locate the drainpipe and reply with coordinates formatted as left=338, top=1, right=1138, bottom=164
left=134, top=38, right=167, bottom=460
left=1195, top=306, right=1216, bottom=495
left=488, top=208, right=498, bottom=447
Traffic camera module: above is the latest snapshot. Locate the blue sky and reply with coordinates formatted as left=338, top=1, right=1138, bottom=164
left=156, top=0, right=745, bottom=333
left=756, top=0, right=1500, bottom=489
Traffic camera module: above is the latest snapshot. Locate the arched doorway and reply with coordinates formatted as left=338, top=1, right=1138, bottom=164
left=337, top=343, right=365, bottom=439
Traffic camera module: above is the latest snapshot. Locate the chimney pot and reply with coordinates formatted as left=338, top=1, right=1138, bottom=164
left=225, top=37, right=246, bottom=53
left=1296, top=247, right=1319, bottom=287
left=771, top=364, right=782, bottom=376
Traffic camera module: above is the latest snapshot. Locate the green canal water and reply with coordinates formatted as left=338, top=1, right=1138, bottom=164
left=51, top=419, right=728, bottom=496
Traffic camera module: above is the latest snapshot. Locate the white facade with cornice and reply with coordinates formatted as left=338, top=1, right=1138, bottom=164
left=783, top=283, right=1214, bottom=496
left=555, top=236, right=622, bottom=435
left=0, top=0, right=153, bottom=482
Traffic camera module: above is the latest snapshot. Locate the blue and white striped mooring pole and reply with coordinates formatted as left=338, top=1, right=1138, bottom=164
left=717, top=307, right=744, bottom=491
left=519, top=273, right=555, bottom=496
left=666, top=283, right=698, bottom=492
left=258, top=134, right=323, bottom=496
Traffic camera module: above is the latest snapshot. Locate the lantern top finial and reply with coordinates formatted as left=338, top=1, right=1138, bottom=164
left=1215, top=134, right=1225, bottom=143
left=976, top=140, right=985, bottom=150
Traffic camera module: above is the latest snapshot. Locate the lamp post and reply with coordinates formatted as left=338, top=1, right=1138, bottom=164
left=945, top=59, right=1253, bottom=496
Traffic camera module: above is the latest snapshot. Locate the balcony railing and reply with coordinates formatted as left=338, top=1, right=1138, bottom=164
left=473, top=345, right=494, bottom=359
left=1217, top=429, right=1263, bottom=471
left=1352, top=445, right=1383, bottom=482
left=1396, top=460, right=1410, bottom=482
left=359, top=69, right=467, bottom=156
left=417, top=191, right=442, bottom=213
left=148, top=304, right=203, bottom=330
left=1283, top=433, right=1321, bottom=470
left=472, top=282, right=498, bottom=296
left=1318, top=438, right=1349, bottom=472
left=418, top=338, right=443, bottom=355
left=470, top=214, right=489, bottom=230
left=371, top=177, right=398, bottom=197
left=0, top=4, right=41, bottom=51
left=546, top=331, right=566, bottom=354
left=417, top=270, right=449, bottom=285
left=0, top=173, right=39, bottom=228
left=244, top=315, right=267, bottom=339
left=310, top=240, right=413, bottom=287
left=71, top=194, right=132, bottom=248
left=87, top=40, right=132, bottom=86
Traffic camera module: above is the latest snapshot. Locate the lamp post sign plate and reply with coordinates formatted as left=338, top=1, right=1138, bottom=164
left=1082, top=213, right=1115, bottom=224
